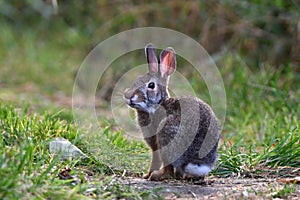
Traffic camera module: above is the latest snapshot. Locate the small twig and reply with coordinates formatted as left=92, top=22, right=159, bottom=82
left=122, top=169, right=126, bottom=177
left=190, top=191, right=198, bottom=199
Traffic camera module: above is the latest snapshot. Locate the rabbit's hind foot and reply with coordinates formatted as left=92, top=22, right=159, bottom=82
left=148, top=165, right=174, bottom=181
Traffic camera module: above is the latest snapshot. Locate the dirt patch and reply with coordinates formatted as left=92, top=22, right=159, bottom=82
left=120, top=176, right=300, bottom=199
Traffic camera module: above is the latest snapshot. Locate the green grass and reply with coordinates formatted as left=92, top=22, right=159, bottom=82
left=213, top=54, right=300, bottom=177
left=0, top=20, right=86, bottom=101
left=0, top=103, right=81, bottom=199
left=271, top=184, right=297, bottom=199
left=0, top=103, right=162, bottom=199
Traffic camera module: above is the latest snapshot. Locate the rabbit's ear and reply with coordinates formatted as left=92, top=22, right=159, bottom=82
left=159, top=47, right=176, bottom=78
left=145, top=43, right=158, bottom=74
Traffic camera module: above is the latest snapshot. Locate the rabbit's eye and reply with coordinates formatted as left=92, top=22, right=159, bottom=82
left=148, top=82, right=155, bottom=89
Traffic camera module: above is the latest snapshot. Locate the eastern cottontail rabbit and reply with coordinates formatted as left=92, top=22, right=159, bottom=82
left=124, top=44, right=220, bottom=181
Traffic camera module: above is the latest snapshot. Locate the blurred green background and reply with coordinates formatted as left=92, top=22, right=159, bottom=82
left=0, top=0, right=299, bottom=107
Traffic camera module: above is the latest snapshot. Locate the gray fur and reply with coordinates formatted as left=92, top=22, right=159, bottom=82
left=124, top=44, right=220, bottom=180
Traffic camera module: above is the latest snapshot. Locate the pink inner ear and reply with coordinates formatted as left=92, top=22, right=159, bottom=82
left=160, top=51, right=175, bottom=77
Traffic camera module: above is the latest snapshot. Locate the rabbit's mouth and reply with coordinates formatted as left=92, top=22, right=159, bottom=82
left=124, top=96, right=157, bottom=113
left=125, top=98, right=144, bottom=109
left=124, top=96, right=141, bottom=108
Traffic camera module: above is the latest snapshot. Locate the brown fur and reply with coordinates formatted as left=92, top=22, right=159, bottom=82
left=124, top=44, right=220, bottom=181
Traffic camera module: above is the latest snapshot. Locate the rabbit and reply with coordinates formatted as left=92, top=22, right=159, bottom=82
left=124, top=44, right=220, bottom=181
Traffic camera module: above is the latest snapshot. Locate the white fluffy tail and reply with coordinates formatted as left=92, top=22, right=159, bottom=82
left=184, top=163, right=212, bottom=177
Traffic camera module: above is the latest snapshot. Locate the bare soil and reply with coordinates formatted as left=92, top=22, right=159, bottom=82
left=120, top=176, right=300, bottom=199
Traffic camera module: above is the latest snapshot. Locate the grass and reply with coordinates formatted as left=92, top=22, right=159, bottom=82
left=214, top=56, right=300, bottom=177
left=271, top=184, right=297, bottom=199
left=0, top=19, right=299, bottom=199
left=0, top=103, right=162, bottom=199
left=0, top=103, right=80, bottom=199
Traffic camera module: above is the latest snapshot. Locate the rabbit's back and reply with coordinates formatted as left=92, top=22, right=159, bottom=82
left=157, top=96, right=220, bottom=173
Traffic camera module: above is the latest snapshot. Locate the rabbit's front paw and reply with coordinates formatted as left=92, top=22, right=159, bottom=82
left=142, top=172, right=152, bottom=179
left=148, top=166, right=173, bottom=181
left=149, top=169, right=165, bottom=181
